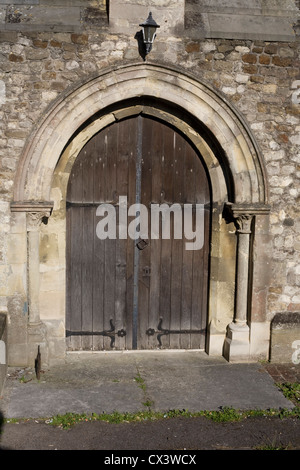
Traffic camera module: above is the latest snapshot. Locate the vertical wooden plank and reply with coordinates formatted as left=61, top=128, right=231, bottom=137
left=81, top=146, right=95, bottom=350
left=93, top=131, right=107, bottom=350
left=66, top=203, right=72, bottom=350
left=102, top=243, right=116, bottom=352
left=103, top=125, right=117, bottom=349
left=67, top=159, right=83, bottom=350
left=196, top=157, right=210, bottom=349
left=138, top=116, right=152, bottom=349
left=158, top=121, right=174, bottom=348
left=115, top=119, right=130, bottom=350
left=170, top=131, right=184, bottom=349
left=181, top=141, right=195, bottom=349
left=125, top=117, right=138, bottom=349
left=131, top=116, right=143, bottom=350
left=199, top=207, right=210, bottom=349
left=81, top=206, right=94, bottom=350
left=190, top=149, right=210, bottom=349
left=148, top=118, right=162, bottom=349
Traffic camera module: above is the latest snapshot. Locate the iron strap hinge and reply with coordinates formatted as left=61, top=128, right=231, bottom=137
left=66, top=319, right=126, bottom=348
left=146, top=318, right=205, bottom=347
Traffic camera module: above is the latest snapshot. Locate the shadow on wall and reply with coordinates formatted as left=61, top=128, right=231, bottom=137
left=134, top=30, right=147, bottom=61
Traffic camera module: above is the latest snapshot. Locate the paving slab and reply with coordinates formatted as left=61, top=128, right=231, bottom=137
left=0, top=351, right=294, bottom=420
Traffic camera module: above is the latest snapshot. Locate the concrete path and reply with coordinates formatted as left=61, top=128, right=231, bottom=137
left=0, top=351, right=294, bottom=419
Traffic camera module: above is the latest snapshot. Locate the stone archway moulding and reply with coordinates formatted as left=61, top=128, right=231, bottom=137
left=11, top=63, right=269, bottom=206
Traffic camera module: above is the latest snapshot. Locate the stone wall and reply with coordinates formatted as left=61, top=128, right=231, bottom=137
left=0, top=0, right=299, bottom=364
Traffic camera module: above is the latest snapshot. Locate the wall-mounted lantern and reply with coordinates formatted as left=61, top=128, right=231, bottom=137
left=139, top=12, right=160, bottom=56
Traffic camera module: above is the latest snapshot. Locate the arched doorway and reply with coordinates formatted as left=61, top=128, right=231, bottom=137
left=11, top=64, right=270, bottom=364
left=66, top=115, right=211, bottom=350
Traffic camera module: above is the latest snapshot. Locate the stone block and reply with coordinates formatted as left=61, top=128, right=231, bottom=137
left=0, top=6, right=6, bottom=23
left=0, top=1, right=39, bottom=4
left=223, top=322, right=251, bottom=363
left=185, top=1, right=298, bottom=41
left=249, top=322, right=270, bottom=360
left=109, top=0, right=184, bottom=36
left=6, top=294, right=28, bottom=351
left=7, top=264, right=27, bottom=296
left=4, top=5, right=82, bottom=32
left=270, top=312, right=300, bottom=363
left=39, top=291, right=65, bottom=320
left=7, top=233, right=26, bottom=264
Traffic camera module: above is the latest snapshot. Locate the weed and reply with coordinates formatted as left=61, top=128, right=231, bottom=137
left=142, top=399, right=154, bottom=409
left=203, top=407, right=243, bottom=422
left=255, top=433, right=292, bottom=450
left=19, top=375, right=32, bottom=384
left=4, top=404, right=300, bottom=430
left=276, top=382, right=300, bottom=406
left=49, top=413, right=89, bottom=429
left=134, top=372, right=146, bottom=392
left=134, top=369, right=154, bottom=411
left=256, top=443, right=291, bottom=450
left=166, top=409, right=191, bottom=418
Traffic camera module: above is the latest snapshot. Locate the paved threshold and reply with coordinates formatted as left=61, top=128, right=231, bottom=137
left=0, top=351, right=294, bottom=419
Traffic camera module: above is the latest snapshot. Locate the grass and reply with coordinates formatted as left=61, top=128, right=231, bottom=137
left=3, top=382, right=299, bottom=431
left=134, top=370, right=154, bottom=411
left=134, top=371, right=146, bottom=392
left=276, top=382, right=300, bottom=406
left=256, top=442, right=292, bottom=450
left=4, top=404, right=299, bottom=430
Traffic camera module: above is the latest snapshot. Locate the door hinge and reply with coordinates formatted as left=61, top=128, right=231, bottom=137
left=66, top=319, right=126, bottom=348
left=146, top=318, right=205, bottom=347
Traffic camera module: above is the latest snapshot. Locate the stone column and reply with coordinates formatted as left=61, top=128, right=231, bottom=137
left=10, top=202, right=53, bottom=364
left=223, top=213, right=252, bottom=362
left=11, top=203, right=53, bottom=326
left=26, top=208, right=51, bottom=364
left=26, top=211, right=50, bottom=325
left=223, top=203, right=270, bottom=362
left=233, top=214, right=253, bottom=326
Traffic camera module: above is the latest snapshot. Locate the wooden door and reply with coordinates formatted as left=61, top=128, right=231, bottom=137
left=66, top=115, right=210, bottom=350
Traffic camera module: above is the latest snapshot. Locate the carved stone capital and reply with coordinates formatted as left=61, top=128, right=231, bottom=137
left=26, top=210, right=51, bottom=231
left=235, top=214, right=253, bottom=234
left=225, top=202, right=270, bottom=234
left=10, top=202, right=53, bottom=231
left=225, top=202, right=271, bottom=217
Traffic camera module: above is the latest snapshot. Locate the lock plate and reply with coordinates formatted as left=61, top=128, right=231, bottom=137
left=142, top=266, right=151, bottom=276
left=136, top=239, right=149, bottom=250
